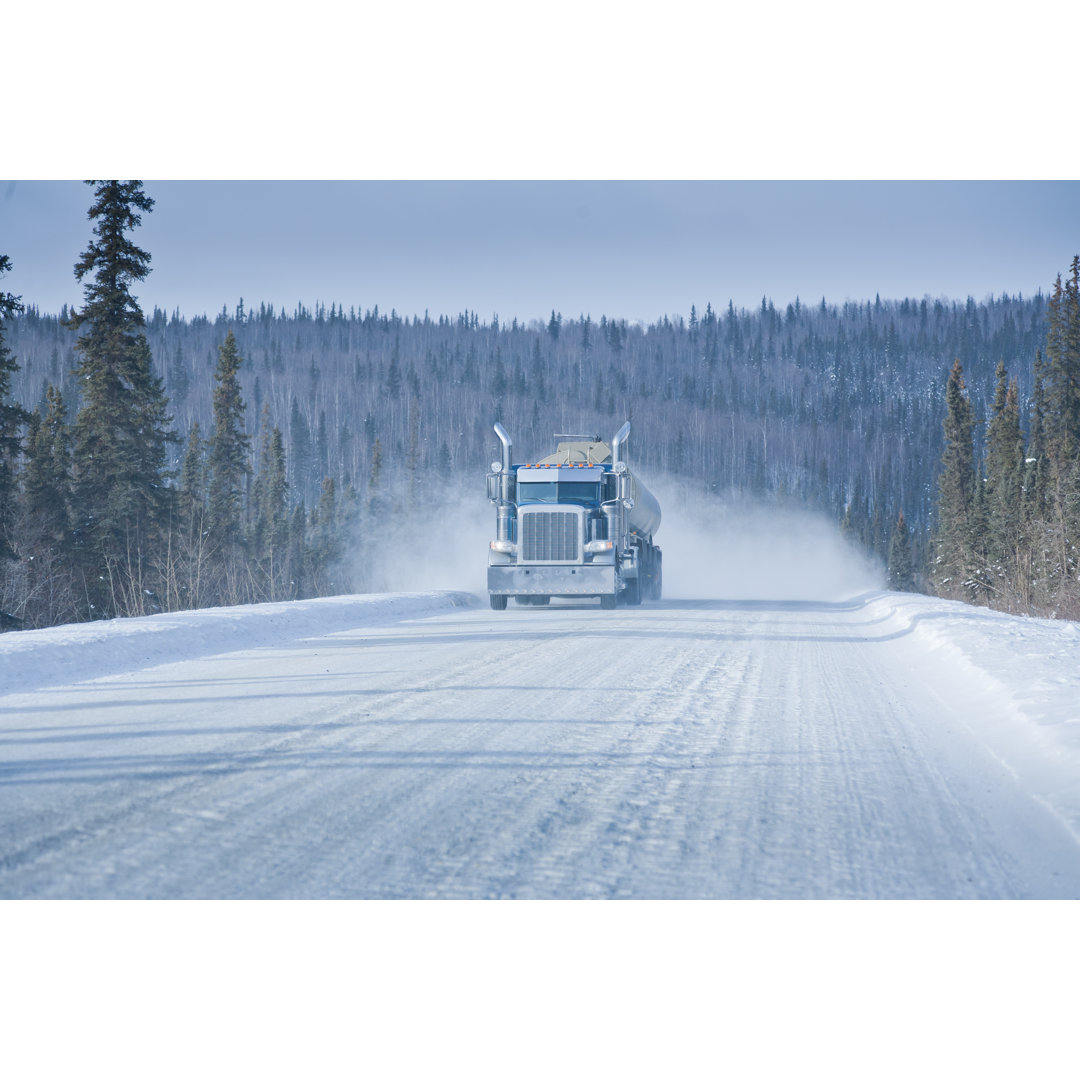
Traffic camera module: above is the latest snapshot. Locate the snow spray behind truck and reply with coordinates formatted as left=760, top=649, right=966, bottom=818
left=486, top=422, right=662, bottom=610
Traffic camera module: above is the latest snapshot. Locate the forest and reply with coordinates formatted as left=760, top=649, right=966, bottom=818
left=1, top=182, right=1078, bottom=628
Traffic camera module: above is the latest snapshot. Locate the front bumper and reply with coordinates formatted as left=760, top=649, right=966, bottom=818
left=487, top=563, right=616, bottom=597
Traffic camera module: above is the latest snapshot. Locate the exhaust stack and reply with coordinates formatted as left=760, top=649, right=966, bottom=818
left=611, top=421, right=631, bottom=469
left=494, top=423, right=513, bottom=541
left=494, top=422, right=512, bottom=475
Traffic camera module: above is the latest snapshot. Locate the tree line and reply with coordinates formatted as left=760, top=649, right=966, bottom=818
left=0, top=180, right=1074, bottom=629
left=1, top=182, right=354, bottom=628
left=932, top=257, right=1080, bottom=618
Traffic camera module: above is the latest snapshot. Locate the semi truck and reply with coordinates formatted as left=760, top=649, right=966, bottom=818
left=486, top=421, right=662, bottom=610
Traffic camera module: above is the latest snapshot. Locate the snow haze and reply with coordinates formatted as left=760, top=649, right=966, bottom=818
left=348, top=479, right=491, bottom=596
left=347, top=476, right=883, bottom=603
left=650, top=483, right=884, bottom=602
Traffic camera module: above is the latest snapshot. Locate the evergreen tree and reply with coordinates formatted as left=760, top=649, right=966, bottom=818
left=265, top=426, right=289, bottom=555
left=179, top=423, right=206, bottom=533
left=1025, top=350, right=1050, bottom=519
left=1044, top=257, right=1080, bottom=463
left=20, top=387, right=77, bottom=627
left=251, top=415, right=289, bottom=600
left=1039, top=258, right=1080, bottom=602
left=385, top=337, right=402, bottom=396
left=207, top=331, right=250, bottom=541
left=934, top=358, right=979, bottom=600
left=308, top=476, right=340, bottom=592
left=23, top=386, right=72, bottom=541
left=0, top=255, right=30, bottom=563
left=169, top=343, right=190, bottom=403
left=983, top=361, right=1026, bottom=594
left=66, top=181, right=175, bottom=615
left=289, top=395, right=312, bottom=503
left=287, top=503, right=307, bottom=598
left=491, top=349, right=507, bottom=397
left=260, top=426, right=289, bottom=551
left=887, top=511, right=914, bottom=591
left=969, top=470, right=990, bottom=601
left=316, top=410, right=329, bottom=482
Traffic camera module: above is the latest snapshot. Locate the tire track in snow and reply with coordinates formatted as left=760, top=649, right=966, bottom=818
left=4, top=599, right=1080, bottom=898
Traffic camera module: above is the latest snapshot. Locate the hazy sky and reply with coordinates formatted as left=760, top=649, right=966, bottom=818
left=3, top=180, right=1077, bottom=325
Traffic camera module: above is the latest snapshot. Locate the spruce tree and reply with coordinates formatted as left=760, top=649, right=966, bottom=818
left=23, top=386, right=72, bottom=542
left=969, top=472, right=990, bottom=601
left=289, top=395, right=312, bottom=504
left=934, top=358, right=978, bottom=600
left=66, top=181, right=175, bottom=616
left=207, top=331, right=250, bottom=542
left=287, top=503, right=307, bottom=598
left=1044, top=258, right=1080, bottom=463
left=253, top=415, right=289, bottom=599
left=1039, top=258, right=1080, bottom=605
left=983, top=361, right=1025, bottom=599
left=179, top=423, right=206, bottom=541
left=887, top=510, right=915, bottom=591
left=1025, top=350, right=1049, bottom=520
left=20, top=387, right=77, bottom=627
left=367, top=436, right=383, bottom=523
left=385, top=337, right=402, bottom=396
left=309, top=476, right=339, bottom=593
left=264, top=426, right=289, bottom=577
left=0, top=255, right=30, bottom=564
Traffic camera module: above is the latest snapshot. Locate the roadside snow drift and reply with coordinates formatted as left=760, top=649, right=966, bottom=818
left=0, top=591, right=480, bottom=696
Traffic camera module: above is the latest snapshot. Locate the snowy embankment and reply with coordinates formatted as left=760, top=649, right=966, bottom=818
left=0, top=591, right=481, bottom=696
left=861, top=591, right=1080, bottom=838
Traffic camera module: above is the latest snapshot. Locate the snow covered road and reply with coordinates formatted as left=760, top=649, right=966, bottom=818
left=2, top=591, right=1080, bottom=898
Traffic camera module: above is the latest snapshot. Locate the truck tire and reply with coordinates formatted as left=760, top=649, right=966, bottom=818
left=622, top=576, right=641, bottom=605
left=600, top=594, right=616, bottom=610
left=490, top=594, right=508, bottom=610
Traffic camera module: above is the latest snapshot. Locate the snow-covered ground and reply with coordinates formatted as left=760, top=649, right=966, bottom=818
left=2, top=587, right=1079, bottom=899
left=0, top=590, right=480, bottom=695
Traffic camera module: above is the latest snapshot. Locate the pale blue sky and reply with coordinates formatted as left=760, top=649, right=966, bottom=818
left=2, top=180, right=1077, bottom=324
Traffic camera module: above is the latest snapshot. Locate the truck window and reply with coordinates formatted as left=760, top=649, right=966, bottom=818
left=518, top=481, right=600, bottom=506
left=557, top=482, right=601, bottom=506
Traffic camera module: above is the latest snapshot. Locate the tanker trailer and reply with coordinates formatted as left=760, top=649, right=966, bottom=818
left=485, top=421, right=662, bottom=610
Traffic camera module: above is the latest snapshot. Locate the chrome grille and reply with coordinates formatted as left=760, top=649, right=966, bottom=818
left=521, top=511, right=579, bottom=562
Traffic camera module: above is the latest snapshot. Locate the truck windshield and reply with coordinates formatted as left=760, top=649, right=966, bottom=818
left=519, top=481, right=599, bottom=507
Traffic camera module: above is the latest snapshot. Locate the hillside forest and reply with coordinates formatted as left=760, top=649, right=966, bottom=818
left=1, top=182, right=1079, bottom=628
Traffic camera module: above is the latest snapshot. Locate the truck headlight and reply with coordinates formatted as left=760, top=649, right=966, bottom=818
left=584, top=540, right=614, bottom=554
left=490, top=539, right=516, bottom=554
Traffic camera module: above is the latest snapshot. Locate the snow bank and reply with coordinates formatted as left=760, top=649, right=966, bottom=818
left=864, top=592, right=1080, bottom=732
left=0, top=591, right=481, bottom=696
left=864, top=591, right=1080, bottom=836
